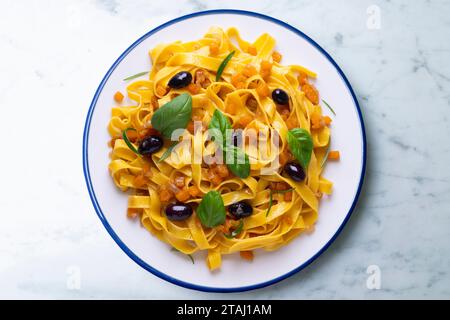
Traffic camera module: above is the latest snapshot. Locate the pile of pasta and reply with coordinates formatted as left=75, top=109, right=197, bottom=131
left=108, top=27, right=334, bottom=270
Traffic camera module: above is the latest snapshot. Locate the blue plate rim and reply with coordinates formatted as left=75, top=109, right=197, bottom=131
left=82, top=9, right=367, bottom=293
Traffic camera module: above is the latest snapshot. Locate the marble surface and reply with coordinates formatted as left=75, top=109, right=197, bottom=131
left=0, top=0, right=449, bottom=299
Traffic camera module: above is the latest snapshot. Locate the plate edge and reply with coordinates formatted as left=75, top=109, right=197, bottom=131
left=82, top=9, right=367, bottom=293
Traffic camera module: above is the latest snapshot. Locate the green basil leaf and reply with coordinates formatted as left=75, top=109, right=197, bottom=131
left=196, top=190, right=226, bottom=228
left=207, top=109, right=250, bottom=178
left=287, top=128, right=313, bottom=169
left=151, top=93, right=192, bottom=139
left=209, top=109, right=232, bottom=148
left=216, top=51, right=235, bottom=81
left=123, top=71, right=149, bottom=81
left=224, top=145, right=250, bottom=178
left=224, top=219, right=244, bottom=239
left=209, top=109, right=232, bottom=142
left=122, top=128, right=140, bottom=155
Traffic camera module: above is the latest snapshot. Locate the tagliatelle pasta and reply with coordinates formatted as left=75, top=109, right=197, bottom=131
left=107, top=27, right=335, bottom=270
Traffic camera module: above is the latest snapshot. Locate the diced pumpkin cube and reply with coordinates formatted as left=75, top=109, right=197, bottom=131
left=175, top=188, right=191, bottom=202
left=256, top=82, right=270, bottom=98
left=328, top=150, right=340, bottom=160
left=114, top=91, right=124, bottom=103
left=302, top=83, right=319, bottom=105
left=247, top=45, right=257, bottom=55
left=240, top=251, right=254, bottom=261
left=272, top=51, right=282, bottom=63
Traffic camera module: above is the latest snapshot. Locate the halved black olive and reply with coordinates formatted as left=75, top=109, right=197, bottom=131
left=165, top=203, right=193, bottom=221
left=272, top=88, right=289, bottom=105
left=284, top=162, right=306, bottom=182
left=168, top=71, right=192, bottom=89
left=228, top=201, right=253, bottom=219
left=138, top=135, right=163, bottom=155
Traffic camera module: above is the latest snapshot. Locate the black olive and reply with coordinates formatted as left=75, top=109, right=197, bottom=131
left=168, top=71, right=192, bottom=89
left=165, top=203, right=193, bottom=221
left=228, top=201, right=253, bottom=219
left=138, top=135, right=163, bottom=155
left=284, top=162, right=306, bottom=182
left=272, top=88, right=289, bottom=105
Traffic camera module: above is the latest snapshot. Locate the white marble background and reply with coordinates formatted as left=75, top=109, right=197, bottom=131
left=0, top=0, right=449, bottom=299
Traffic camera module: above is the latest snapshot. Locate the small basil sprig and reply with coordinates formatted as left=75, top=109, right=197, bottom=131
left=170, top=247, right=194, bottom=264
left=224, top=219, right=244, bottom=239
left=286, top=128, right=313, bottom=170
left=196, top=190, right=226, bottom=228
left=123, top=71, right=149, bottom=81
left=122, top=128, right=140, bottom=155
left=151, top=93, right=192, bottom=139
left=209, top=110, right=250, bottom=178
left=321, top=143, right=331, bottom=168
left=322, top=99, right=336, bottom=116
left=266, top=188, right=295, bottom=217
left=216, top=51, right=235, bottom=81
left=158, top=141, right=179, bottom=163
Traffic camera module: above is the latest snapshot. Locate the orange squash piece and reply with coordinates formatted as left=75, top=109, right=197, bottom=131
left=323, top=116, right=332, bottom=126
left=260, top=61, right=272, bottom=79
left=142, top=163, right=152, bottom=178
left=160, top=189, right=173, bottom=202
left=231, top=73, right=246, bottom=88
left=225, top=103, right=238, bottom=115
left=236, top=82, right=246, bottom=89
left=238, top=114, right=253, bottom=127
left=286, top=117, right=299, bottom=129
left=175, top=189, right=191, bottom=202
left=187, top=83, right=201, bottom=94
left=310, top=111, right=323, bottom=129
left=209, top=41, right=220, bottom=55
left=247, top=45, right=257, bottom=56
left=133, top=175, right=147, bottom=188
left=188, top=185, right=201, bottom=197
left=302, top=83, right=319, bottom=105
left=256, top=82, right=270, bottom=98
left=284, top=192, right=293, bottom=201
left=114, top=91, right=124, bottom=103
left=275, top=182, right=289, bottom=191
left=240, top=251, right=254, bottom=261
left=260, top=60, right=272, bottom=71
left=187, top=120, right=195, bottom=134
left=214, top=164, right=229, bottom=178
left=173, top=175, right=185, bottom=188
left=127, top=208, right=140, bottom=219
left=272, top=51, right=282, bottom=63
left=298, top=71, right=308, bottom=86
left=279, top=150, right=291, bottom=165
left=242, top=64, right=258, bottom=77
left=328, top=150, right=340, bottom=160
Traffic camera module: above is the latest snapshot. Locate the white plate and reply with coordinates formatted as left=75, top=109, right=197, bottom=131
left=83, top=10, right=366, bottom=292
